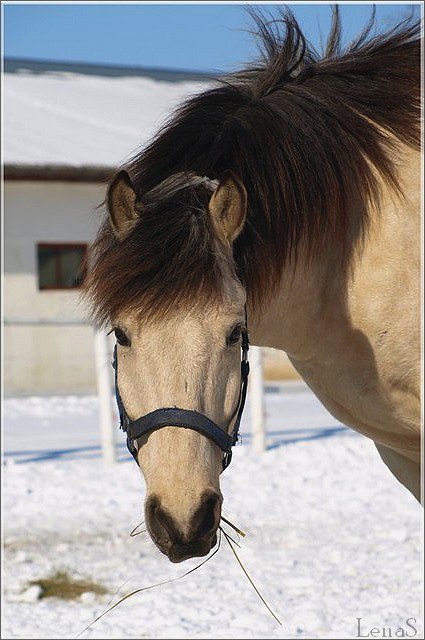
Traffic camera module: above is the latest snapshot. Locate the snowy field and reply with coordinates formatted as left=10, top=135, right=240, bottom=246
left=2, top=385, right=423, bottom=639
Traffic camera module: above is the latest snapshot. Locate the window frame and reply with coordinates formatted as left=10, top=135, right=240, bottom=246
left=37, top=242, right=88, bottom=291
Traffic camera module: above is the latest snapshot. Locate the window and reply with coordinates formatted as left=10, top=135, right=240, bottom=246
left=37, top=243, right=87, bottom=290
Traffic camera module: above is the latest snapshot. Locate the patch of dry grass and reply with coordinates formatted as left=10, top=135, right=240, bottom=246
left=30, top=570, right=107, bottom=600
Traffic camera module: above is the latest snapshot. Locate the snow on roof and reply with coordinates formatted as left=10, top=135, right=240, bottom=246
left=4, top=67, right=212, bottom=168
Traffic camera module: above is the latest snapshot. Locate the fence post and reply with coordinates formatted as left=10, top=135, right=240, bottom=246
left=250, top=346, right=266, bottom=453
left=94, top=328, right=116, bottom=464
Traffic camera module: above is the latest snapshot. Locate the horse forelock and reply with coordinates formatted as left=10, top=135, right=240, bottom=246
left=85, top=176, right=234, bottom=325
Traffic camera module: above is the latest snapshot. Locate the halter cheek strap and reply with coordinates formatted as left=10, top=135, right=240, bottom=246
left=112, top=329, right=249, bottom=470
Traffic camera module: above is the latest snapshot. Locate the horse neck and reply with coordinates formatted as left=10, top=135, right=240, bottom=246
left=247, top=243, right=347, bottom=361
left=247, top=142, right=420, bottom=364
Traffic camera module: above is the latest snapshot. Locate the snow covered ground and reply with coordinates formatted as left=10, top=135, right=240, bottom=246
left=2, top=385, right=423, bottom=639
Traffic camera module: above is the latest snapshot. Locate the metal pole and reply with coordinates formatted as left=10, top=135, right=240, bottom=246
left=250, top=346, right=266, bottom=453
left=94, top=328, right=116, bottom=464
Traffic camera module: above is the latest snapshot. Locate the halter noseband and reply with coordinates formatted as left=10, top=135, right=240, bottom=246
left=112, top=328, right=250, bottom=470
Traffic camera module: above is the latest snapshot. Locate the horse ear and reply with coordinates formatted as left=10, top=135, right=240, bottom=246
left=108, top=170, right=140, bottom=240
left=209, top=172, right=247, bottom=244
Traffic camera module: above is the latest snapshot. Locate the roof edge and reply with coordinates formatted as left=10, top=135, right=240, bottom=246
left=4, top=57, right=218, bottom=82
left=4, top=164, right=116, bottom=182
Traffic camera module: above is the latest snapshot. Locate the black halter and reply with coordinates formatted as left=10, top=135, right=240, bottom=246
left=112, top=329, right=250, bottom=470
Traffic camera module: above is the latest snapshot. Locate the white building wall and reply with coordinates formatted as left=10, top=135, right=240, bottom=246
left=4, top=181, right=106, bottom=394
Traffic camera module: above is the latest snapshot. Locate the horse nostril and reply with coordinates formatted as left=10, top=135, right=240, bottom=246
left=155, top=506, right=173, bottom=539
left=195, top=490, right=222, bottom=538
left=145, top=496, right=178, bottom=546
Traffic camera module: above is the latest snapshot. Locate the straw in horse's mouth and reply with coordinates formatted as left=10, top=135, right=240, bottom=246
left=77, top=515, right=281, bottom=637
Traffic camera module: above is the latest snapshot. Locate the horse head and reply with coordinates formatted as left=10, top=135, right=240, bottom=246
left=94, top=170, right=248, bottom=562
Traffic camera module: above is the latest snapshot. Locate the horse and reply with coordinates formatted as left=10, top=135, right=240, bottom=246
left=85, top=8, right=421, bottom=563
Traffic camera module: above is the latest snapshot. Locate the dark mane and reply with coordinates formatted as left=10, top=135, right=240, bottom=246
left=86, top=7, right=421, bottom=324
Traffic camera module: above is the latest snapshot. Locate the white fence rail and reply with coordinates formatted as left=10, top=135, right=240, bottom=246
left=4, top=318, right=266, bottom=461
left=93, top=329, right=116, bottom=464
left=249, top=346, right=266, bottom=453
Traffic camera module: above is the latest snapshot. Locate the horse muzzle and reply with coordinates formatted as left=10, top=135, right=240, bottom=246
left=145, top=489, right=222, bottom=562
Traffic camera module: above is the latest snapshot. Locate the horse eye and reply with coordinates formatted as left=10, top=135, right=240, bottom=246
left=227, top=325, right=242, bottom=347
left=114, top=328, right=131, bottom=347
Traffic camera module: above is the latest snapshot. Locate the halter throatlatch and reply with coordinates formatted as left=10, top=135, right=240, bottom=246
left=112, top=329, right=249, bottom=470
